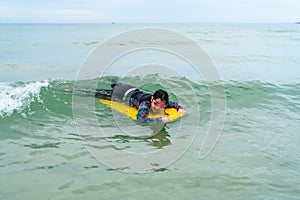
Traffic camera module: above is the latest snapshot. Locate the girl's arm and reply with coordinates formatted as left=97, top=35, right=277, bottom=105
left=167, top=101, right=186, bottom=116
left=167, top=101, right=183, bottom=110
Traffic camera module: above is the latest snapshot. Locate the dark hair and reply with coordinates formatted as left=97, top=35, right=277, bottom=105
left=153, top=89, right=169, bottom=103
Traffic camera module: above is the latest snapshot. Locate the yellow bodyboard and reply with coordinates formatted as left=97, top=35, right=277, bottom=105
left=99, top=99, right=182, bottom=122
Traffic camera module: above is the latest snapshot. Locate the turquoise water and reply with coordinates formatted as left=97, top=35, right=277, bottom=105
left=1, top=24, right=300, bottom=199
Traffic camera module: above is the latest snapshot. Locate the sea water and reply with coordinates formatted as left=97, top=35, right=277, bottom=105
left=0, top=23, right=300, bottom=199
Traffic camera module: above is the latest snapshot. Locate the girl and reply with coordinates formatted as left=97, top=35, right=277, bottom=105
left=95, top=82, right=185, bottom=123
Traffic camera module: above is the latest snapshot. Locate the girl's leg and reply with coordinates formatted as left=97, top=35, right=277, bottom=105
left=95, top=89, right=112, bottom=99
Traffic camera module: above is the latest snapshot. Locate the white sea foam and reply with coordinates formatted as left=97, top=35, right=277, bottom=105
left=0, top=81, right=49, bottom=117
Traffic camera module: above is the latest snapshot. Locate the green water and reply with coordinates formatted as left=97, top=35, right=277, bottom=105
left=1, top=76, right=300, bottom=199
left=1, top=23, right=300, bottom=199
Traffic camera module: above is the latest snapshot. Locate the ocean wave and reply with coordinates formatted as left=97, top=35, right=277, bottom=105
left=1, top=77, right=299, bottom=121
left=0, top=80, right=49, bottom=117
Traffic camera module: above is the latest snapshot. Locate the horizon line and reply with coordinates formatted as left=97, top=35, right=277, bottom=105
left=0, top=21, right=298, bottom=24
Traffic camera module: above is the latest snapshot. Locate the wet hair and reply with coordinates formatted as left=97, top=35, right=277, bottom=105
left=153, top=89, right=169, bottom=103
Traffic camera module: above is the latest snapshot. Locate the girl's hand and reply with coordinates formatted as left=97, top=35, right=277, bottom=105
left=177, top=109, right=186, bottom=116
left=162, top=116, right=171, bottom=123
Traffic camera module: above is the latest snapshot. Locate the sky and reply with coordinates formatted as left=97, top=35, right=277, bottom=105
left=0, top=0, right=299, bottom=23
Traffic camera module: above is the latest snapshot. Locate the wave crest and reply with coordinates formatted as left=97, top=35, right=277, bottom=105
left=0, top=81, right=49, bottom=117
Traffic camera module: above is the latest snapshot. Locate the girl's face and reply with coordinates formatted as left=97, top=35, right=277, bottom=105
left=151, top=97, right=166, bottom=113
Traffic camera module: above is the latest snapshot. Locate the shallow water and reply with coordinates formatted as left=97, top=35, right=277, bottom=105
left=1, top=77, right=299, bottom=199
left=1, top=23, right=300, bottom=199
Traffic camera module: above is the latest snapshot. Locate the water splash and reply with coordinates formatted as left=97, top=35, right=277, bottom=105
left=0, top=81, right=49, bottom=117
